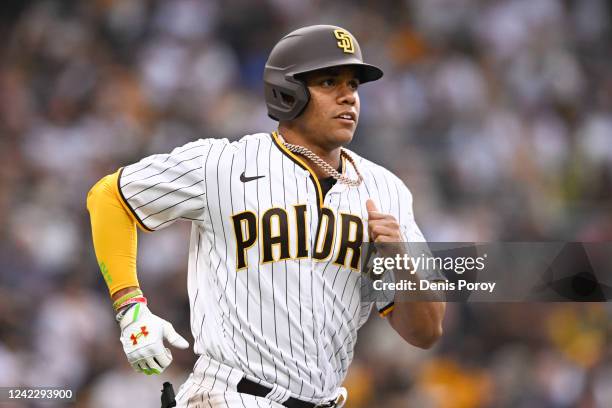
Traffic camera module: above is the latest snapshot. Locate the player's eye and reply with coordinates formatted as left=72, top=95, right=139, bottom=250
left=348, top=80, right=360, bottom=90
left=321, top=78, right=335, bottom=87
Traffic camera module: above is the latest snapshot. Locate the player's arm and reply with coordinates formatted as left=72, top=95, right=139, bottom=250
left=87, top=170, right=141, bottom=295
left=87, top=169, right=189, bottom=374
left=388, top=299, right=445, bottom=349
left=366, top=199, right=446, bottom=349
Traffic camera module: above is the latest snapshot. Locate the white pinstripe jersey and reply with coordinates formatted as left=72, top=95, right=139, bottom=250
left=118, top=132, right=426, bottom=402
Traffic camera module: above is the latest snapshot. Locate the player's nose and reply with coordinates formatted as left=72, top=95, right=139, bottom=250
left=337, top=83, right=357, bottom=105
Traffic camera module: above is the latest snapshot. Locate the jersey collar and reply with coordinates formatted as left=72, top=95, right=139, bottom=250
left=270, top=131, right=324, bottom=208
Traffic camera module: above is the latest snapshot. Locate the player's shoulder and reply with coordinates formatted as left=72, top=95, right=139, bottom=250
left=206, top=132, right=274, bottom=151
left=167, top=136, right=229, bottom=153
left=181, top=132, right=271, bottom=152
left=234, top=132, right=276, bottom=148
left=344, top=149, right=384, bottom=174
left=345, top=148, right=409, bottom=191
left=234, top=132, right=272, bottom=143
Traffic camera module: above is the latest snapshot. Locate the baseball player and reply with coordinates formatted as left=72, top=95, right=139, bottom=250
left=87, top=25, right=445, bottom=408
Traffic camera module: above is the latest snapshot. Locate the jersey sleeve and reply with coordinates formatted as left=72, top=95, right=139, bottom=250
left=117, top=139, right=215, bottom=231
left=376, top=177, right=446, bottom=317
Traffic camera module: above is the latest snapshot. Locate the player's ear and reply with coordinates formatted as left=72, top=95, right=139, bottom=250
left=281, top=93, right=295, bottom=106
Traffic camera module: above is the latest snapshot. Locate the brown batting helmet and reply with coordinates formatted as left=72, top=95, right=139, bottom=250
left=263, top=25, right=383, bottom=121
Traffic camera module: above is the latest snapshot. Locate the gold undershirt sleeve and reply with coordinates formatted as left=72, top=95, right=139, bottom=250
left=87, top=170, right=145, bottom=296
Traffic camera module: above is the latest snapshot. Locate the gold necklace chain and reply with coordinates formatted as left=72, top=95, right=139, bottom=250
left=277, top=133, right=363, bottom=187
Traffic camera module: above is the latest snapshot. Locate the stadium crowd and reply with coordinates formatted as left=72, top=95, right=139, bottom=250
left=0, top=0, right=610, bottom=406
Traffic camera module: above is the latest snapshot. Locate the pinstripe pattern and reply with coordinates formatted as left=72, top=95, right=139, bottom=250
left=118, top=133, right=426, bottom=406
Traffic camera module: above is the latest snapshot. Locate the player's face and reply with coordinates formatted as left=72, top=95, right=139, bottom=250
left=296, top=66, right=361, bottom=149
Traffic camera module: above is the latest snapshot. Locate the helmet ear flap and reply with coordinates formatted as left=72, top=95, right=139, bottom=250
left=264, top=76, right=310, bottom=121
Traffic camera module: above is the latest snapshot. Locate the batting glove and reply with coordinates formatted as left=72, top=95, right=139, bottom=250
left=118, top=303, right=189, bottom=375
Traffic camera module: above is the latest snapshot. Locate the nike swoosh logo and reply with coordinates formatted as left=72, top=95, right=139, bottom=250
left=240, top=172, right=265, bottom=183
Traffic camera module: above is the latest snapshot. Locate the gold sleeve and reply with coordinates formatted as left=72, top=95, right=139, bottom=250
left=87, top=169, right=144, bottom=295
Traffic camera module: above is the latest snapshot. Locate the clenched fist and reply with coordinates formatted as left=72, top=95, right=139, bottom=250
left=366, top=199, right=411, bottom=262
left=366, top=199, right=403, bottom=243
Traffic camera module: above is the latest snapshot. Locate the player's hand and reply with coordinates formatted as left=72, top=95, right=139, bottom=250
left=366, top=199, right=407, bottom=260
left=366, top=199, right=402, bottom=243
left=118, top=304, right=189, bottom=375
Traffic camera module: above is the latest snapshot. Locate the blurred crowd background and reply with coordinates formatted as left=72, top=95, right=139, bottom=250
left=0, top=0, right=611, bottom=407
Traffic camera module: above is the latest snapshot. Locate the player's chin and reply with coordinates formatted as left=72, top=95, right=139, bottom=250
left=330, top=124, right=356, bottom=145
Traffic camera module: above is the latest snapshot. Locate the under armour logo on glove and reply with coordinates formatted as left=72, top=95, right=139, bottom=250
left=130, top=326, right=149, bottom=345
left=119, top=304, right=189, bottom=375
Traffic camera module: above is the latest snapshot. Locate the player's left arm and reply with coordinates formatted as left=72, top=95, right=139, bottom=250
left=366, top=198, right=446, bottom=349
